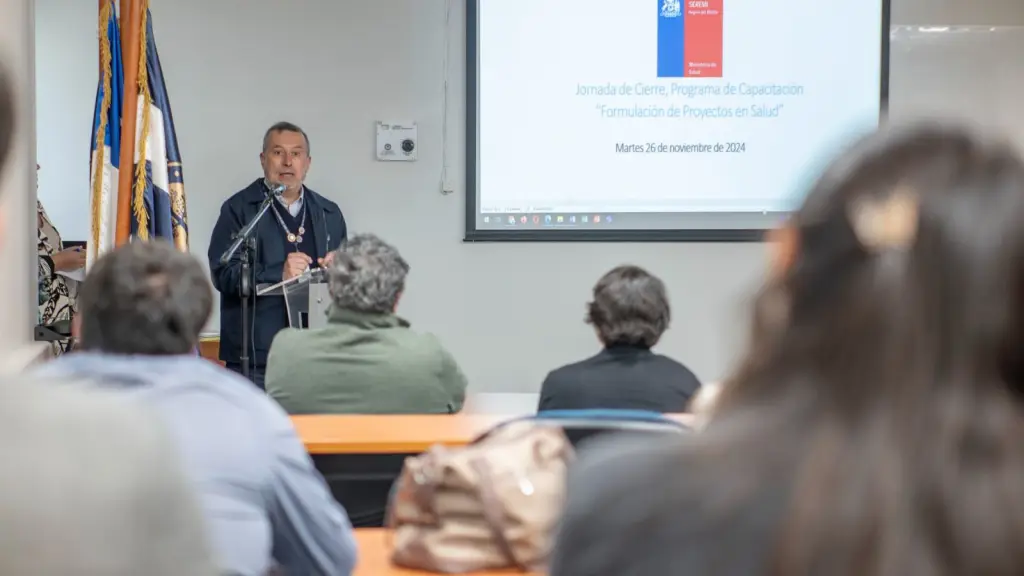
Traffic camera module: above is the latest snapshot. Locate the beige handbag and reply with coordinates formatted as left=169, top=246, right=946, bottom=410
left=387, top=420, right=574, bottom=573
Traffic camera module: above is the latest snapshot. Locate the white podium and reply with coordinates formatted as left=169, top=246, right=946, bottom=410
left=256, top=268, right=331, bottom=329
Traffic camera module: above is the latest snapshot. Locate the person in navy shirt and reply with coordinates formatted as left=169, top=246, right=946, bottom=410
left=208, top=121, right=346, bottom=388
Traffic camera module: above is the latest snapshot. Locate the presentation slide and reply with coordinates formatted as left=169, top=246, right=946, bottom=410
left=467, top=0, right=888, bottom=239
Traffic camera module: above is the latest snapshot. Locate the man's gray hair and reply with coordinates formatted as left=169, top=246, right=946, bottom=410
left=327, top=234, right=410, bottom=314
left=262, top=121, right=310, bottom=155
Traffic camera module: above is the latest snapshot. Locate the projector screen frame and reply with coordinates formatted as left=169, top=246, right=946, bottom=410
left=463, top=0, right=892, bottom=243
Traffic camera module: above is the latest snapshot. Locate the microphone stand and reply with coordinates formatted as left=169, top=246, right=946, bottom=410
left=219, top=191, right=279, bottom=380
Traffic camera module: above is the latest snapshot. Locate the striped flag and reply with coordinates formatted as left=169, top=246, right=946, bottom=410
left=88, top=0, right=124, bottom=267
left=128, top=4, right=189, bottom=250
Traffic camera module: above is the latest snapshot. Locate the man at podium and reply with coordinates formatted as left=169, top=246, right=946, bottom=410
left=208, top=122, right=347, bottom=388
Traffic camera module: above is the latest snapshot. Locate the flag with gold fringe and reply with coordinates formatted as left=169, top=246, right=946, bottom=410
left=88, top=0, right=124, bottom=267
left=126, top=2, right=189, bottom=250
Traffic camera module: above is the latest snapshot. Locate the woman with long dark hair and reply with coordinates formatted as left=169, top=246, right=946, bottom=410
left=551, top=125, right=1024, bottom=576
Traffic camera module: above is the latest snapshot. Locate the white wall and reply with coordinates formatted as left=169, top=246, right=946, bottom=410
left=34, top=0, right=1024, bottom=392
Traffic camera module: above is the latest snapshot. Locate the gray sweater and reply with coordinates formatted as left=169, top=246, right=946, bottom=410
left=35, top=352, right=358, bottom=576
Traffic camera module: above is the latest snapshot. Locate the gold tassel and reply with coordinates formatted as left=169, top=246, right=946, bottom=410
left=131, top=0, right=151, bottom=240
left=89, top=0, right=113, bottom=259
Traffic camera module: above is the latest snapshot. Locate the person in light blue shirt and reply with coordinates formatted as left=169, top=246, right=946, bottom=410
left=35, top=240, right=357, bottom=576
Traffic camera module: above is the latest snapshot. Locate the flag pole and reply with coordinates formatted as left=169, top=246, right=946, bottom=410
left=114, top=0, right=142, bottom=245
left=90, top=0, right=108, bottom=259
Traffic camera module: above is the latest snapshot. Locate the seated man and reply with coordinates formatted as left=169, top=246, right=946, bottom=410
left=538, top=265, right=701, bottom=413
left=33, top=241, right=357, bottom=576
left=266, top=233, right=467, bottom=414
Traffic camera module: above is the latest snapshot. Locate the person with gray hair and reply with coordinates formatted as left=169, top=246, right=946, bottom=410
left=326, top=232, right=410, bottom=313
left=266, top=233, right=467, bottom=419
left=537, top=265, right=702, bottom=412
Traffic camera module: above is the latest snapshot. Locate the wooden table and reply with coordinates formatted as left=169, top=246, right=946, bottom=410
left=293, top=414, right=512, bottom=454
left=355, top=529, right=539, bottom=575
left=293, top=413, right=694, bottom=455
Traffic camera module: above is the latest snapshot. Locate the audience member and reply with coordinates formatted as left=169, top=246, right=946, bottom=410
left=266, top=233, right=467, bottom=414
left=550, top=125, right=1024, bottom=576
left=538, top=265, right=701, bottom=412
left=0, top=62, right=217, bottom=576
left=35, top=241, right=357, bottom=576
left=37, top=165, right=84, bottom=355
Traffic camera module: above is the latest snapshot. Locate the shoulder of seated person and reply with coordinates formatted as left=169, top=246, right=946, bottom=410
left=541, top=357, right=601, bottom=392
left=571, top=434, right=689, bottom=482
left=571, top=426, right=779, bottom=494
left=420, top=330, right=455, bottom=350
left=287, top=324, right=371, bottom=347
left=571, top=429, right=785, bottom=515
left=651, top=352, right=701, bottom=376
left=648, top=350, right=687, bottom=366
left=270, top=327, right=309, bottom=346
left=558, top=432, right=789, bottom=576
left=393, top=328, right=451, bottom=353
left=547, top=354, right=598, bottom=378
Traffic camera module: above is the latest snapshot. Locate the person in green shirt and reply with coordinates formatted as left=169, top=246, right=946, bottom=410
left=266, top=233, right=467, bottom=414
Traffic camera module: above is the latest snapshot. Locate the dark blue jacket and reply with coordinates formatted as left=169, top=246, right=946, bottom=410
left=208, top=179, right=346, bottom=366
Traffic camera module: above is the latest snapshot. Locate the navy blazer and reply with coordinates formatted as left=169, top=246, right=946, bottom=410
left=538, top=345, right=701, bottom=413
left=208, top=178, right=347, bottom=366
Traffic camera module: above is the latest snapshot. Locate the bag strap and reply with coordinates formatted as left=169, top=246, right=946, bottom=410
left=468, top=457, right=531, bottom=572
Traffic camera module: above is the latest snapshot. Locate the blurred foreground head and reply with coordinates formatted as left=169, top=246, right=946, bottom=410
left=714, top=124, right=1024, bottom=573
left=725, top=124, right=1024, bottom=414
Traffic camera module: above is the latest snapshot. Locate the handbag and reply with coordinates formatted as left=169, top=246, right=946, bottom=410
left=387, top=420, right=574, bottom=573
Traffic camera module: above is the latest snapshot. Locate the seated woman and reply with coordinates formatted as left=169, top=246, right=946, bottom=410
left=37, top=167, right=86, bottom=355
left=550, top=125, right=1024, bottom=576
left=266, top=233, right=467, bottom=414
left=538, top=265, right=701, bottom=413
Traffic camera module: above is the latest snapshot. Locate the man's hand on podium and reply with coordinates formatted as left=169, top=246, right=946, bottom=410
left=318, top=251, right=335, bottom=269
left=283, top=252, right=313, bottom=281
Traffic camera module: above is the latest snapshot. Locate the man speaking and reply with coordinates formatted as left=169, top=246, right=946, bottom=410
left=208, top=122, right=347, bottom=388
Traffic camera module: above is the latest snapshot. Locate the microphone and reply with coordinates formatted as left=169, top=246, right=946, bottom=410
left=267, top=182, right=286, bottom=197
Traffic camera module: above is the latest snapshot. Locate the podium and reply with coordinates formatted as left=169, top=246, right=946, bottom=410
left=256, top=268, right=331, bottom=329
